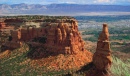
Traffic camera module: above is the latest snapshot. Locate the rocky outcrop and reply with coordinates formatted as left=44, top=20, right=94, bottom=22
left=1, top=17, right=113, bottom=75
left=3, top=19, right=86, bottom=55
left=0, top=22, right=6, bottom=29
left=91, top=23, right=112, bottom=76
left=2, top=18, right=93, bottom=71
left=44, top=20, right=85, bottom=54
left=0, top=22, right=15, bottom=34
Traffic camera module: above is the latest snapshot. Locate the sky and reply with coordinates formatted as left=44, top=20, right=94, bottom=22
left=0, top=0, right=130, bottom=5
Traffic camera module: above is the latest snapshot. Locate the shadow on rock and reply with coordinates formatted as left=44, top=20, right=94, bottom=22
left=26, top=36, right=57, bottom=59
left=26, top=44, right=59, bottom=59
left=77, top=62, right=94, bottom=73
left=0, top=45, right=15, bottom=53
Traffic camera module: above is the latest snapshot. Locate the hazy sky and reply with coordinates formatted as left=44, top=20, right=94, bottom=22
left=0, top=0, right=130, bottom=5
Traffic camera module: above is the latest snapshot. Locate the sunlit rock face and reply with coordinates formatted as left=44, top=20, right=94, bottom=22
left=4, top=19, right=86, bottom=55
left=1, top=17, right=113, bottom=74
left=44, top=20, right=85, bottom=54
left=0, top=22, right=6, bottom=29
left=92, top=23, right=112, bottom=76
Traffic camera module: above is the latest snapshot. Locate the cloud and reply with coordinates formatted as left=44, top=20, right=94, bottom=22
left=93, top=0, right=130, bottom=5
left=58, top=0, right=92, bottom=4
left=0, top=0, right=130, bottom=5
left=96, top=0, right=110, bottom=2
left=113, top=0, right=130, bottom=5
left=93, top=0, right=115, bottom=4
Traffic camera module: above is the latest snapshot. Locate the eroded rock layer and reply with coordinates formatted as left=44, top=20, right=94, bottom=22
left=0, top=16, right=112, bottom=75
left=0, top=18, right=94, bottom=71
left=43, top=21, right=85, bottom=54
left=87, top=23, right=112, bottom=76
left=3, top=19, right=86, bottom=55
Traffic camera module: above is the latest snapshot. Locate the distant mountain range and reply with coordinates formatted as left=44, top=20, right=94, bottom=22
left=0, top=3, right=130, bottom=16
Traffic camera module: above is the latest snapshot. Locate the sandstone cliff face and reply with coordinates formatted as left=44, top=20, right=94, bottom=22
left=0, top=22, right=6, bottom=29
left=0, top=22, right=15, bottom=35
left=4, top=19, right=86, bottom=55
left=92, top=23, right=112, bottom=76
left=44, top=20, right=85, bottom=54
left=1, top=19, right=93, bottom=71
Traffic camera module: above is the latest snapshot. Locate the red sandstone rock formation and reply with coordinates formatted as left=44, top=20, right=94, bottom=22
left=11, top=30, right=21, bottom=42
left=0, top=22, right=6, bottom=29
left=1, top=17, right=113, bottom=75
left=3, top=19, right=86, bottom=55
left=43, top=20, right=86, bottom=54
left=92, top=23, right=112, bottom=76
left=0, top=22, right=15, bottom=35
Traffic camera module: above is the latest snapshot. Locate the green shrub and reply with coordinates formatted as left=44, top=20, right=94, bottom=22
left=111, top=56, right=130, bottom=76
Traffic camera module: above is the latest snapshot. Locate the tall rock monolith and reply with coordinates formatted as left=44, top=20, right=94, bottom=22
left=93, top=23, right=112, bottom=75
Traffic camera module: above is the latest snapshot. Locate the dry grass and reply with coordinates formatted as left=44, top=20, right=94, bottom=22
left=0, top=50, right=11, bottom=59
left=0, top=43, right=93, bottom=76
